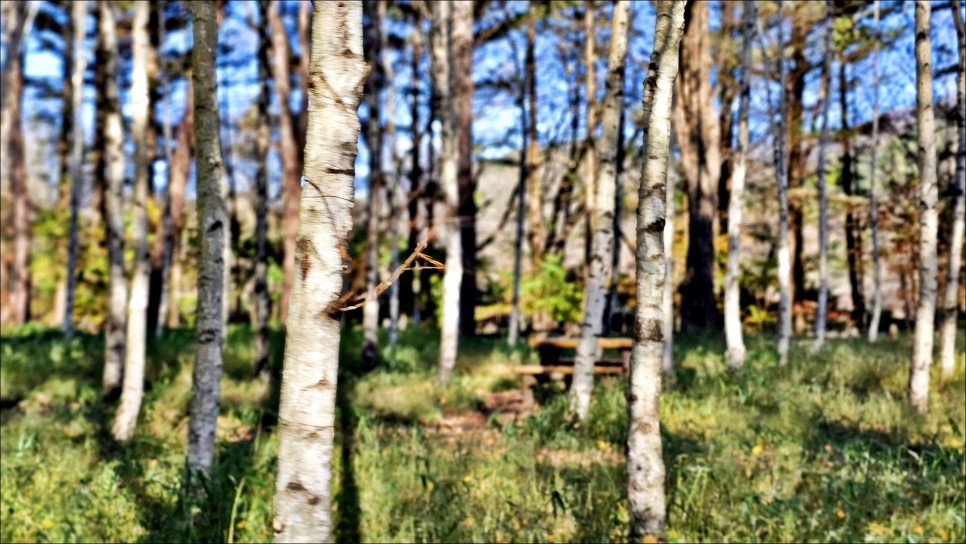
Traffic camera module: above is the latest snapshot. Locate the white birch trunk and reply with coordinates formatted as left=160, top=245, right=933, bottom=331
left=271, top=3, right=367, bottom=540
left=430, top=0, right=461, bottom=384
left=572, top=0, right=629, bottom=421
left=112, top=1, right=151, bottom=442
left=99, top=0, right=126, bottom=396
left=909, top=0, right=939, bottom=413
left=868, top=0, right=883, bottom=343
left=940, top=0, right=965, bottom=378
left=812, top=1, right=833, bottom=354
left=186, top=0, right=227, bottom=476
left=724, top=0, right=754, bottom=370
left=62, top=0, right=87, bottom=336
left=628, top=1, right=685, bottom=537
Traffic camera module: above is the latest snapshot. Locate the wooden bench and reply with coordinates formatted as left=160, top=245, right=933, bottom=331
left=515, top=336, right=634, bottom=404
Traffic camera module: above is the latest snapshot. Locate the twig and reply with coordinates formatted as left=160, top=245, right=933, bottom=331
left=339, top=238, right=443, bottom=311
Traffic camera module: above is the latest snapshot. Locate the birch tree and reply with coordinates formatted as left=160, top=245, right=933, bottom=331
left=724, top=0, right=755, bottom=370
left=185, top=0, right=227, bottom=475
left=271, top=1, right=368, bottom=540
left=253, top=0, right=271, bottom=380
left=813, top=1, right=833, bottom=353
left=430, top=0, right=462, bottom=384
left=868, top=0, right=883, bottom=343
left=112, top=1, right=151, bottom=441
left=628, top=1, right=685, bottom=537
left=571, top=0, right=629, bottom=422
left=909, top=0, right=939, bottom=413
left=98, top=0, right=126, bottom=397
left=939, top=0, right=965, bottom=378
left=62, top=0, right=87, bottom=336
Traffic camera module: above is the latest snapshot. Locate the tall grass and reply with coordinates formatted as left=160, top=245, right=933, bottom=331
left=1, top=326, right=963, bottom=542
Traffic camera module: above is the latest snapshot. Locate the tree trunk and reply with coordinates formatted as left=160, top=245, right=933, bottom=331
left=909, top=0, right=939, bottom=414
left=771, top=4, right=792, bottom=366
left=269, top=0, right=302, bottom=325
left=604, top=103, right=626, bottom=335
left=185, top=0, right=227, bottom=475
left=63, top=0, right=87, bottom=336
left=812, top=2, right=833, bottom=353
left=53, top=4, right=73, bottom=327
left=525, top=12, right=542, bottom=270
left=787, top=10, right=808, bottom=333
left=97, top=0, right=126, bottom=397
left=724, top=0, right=754, bottom=370
left=628, top=1, right=685, bottom=537
left=362, top=0, right=383, bottom=352
left=839, top=54, right=864, bottom=327
left=402, top=11, right=423, bottom=325
left=940, top=0, right=965, bottom=379
left=674, top=0, right=721, bottom=333
left=571, top=0, right=628, bottom=422
left=454, top=0, right=476, bottom=337
left=253, top=0, right=271, bottom=380
left=270, top=2, right=367, bottom=540
left=155, top=0, right=174, bottom=338
left=112, top=1, right=152, bottom=442
left=382, top=0, right=404, bottom=348
left=584, top=2, right=597, bottom=272
left=868, top=1, right=883, bottom=343
left=1, top=2, right=35, bottom=327
left=430, top=0, right=461, bottom=384
left=508, top=90, right=527, bottom=346
left=166, top=75, right=193, bottom=329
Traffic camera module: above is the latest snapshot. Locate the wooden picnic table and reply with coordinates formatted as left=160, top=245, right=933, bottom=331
left=515, top=336, right=634, bottom=403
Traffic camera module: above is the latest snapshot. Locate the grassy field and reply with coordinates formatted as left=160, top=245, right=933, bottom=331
left=1, top=325, right=963, bottom=543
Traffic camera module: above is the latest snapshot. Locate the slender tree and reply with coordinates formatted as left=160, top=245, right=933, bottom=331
left=165, top=76, right=194, bottom=329
left=583, top=1, right=597, bottom=274
left=384, top=0, right=404, bottom=348
left=155, top=0, right=174, bottom=338
left=402, top=8, right=424, bottom=326
left=362, top=0, right=383, bottom=352
left=724, top=0, right=755, bottom=370
left=838, top=51, right=864, bottom=328
left=253, top=0, right=271, bottom=380
left=508, top=7, right=530, bottom=346
left=271, top=1, right=367, bottom=539
left=185, top=0, right=227, bottom=476
left=571, top=0, right=629, bottom=422
left=674, top=0, right=721, bottom=333
left=940, top=0, right=965, bottom=378
left=454, top=0, right=476, bottom=337
left=62, top=0, right=87, bottom=336
left=868, top=0, right=883, bottom=342
left=776, top=6, right=791, bottom=365
left=268, top=0, right=303, bottom=324
left=112, top=1, right=152, bottom=442
left=526, top=9, right=542, bottom=270
left=813, top=1, right=833, bottom=353
left=98, top=0, right=126, bottom=396
left=52, top=1, right=73, bottom=326
left=0, top=1, right=36, bottom=326
left=430, top=0, right=462, bottom=384
left=909, top=0, right=939, bottom=413
left=628, top=1, right=685, bottom=537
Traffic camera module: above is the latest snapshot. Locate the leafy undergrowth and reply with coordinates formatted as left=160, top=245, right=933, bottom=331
left=1, top=325, right=963, bottom=542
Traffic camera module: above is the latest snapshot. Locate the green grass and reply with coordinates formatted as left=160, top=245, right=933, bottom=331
left=1, top=325, right=963, bottom=542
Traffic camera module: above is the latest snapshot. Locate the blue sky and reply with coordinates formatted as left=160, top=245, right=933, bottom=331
left=11, top=0, right=962, bottom=201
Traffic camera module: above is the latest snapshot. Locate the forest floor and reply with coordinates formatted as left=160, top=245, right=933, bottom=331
left=1, top=325, right=964, bottom=543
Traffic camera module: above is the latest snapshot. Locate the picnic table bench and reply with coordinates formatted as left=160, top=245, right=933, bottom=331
left=514, top=336, right=634, bottom=403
